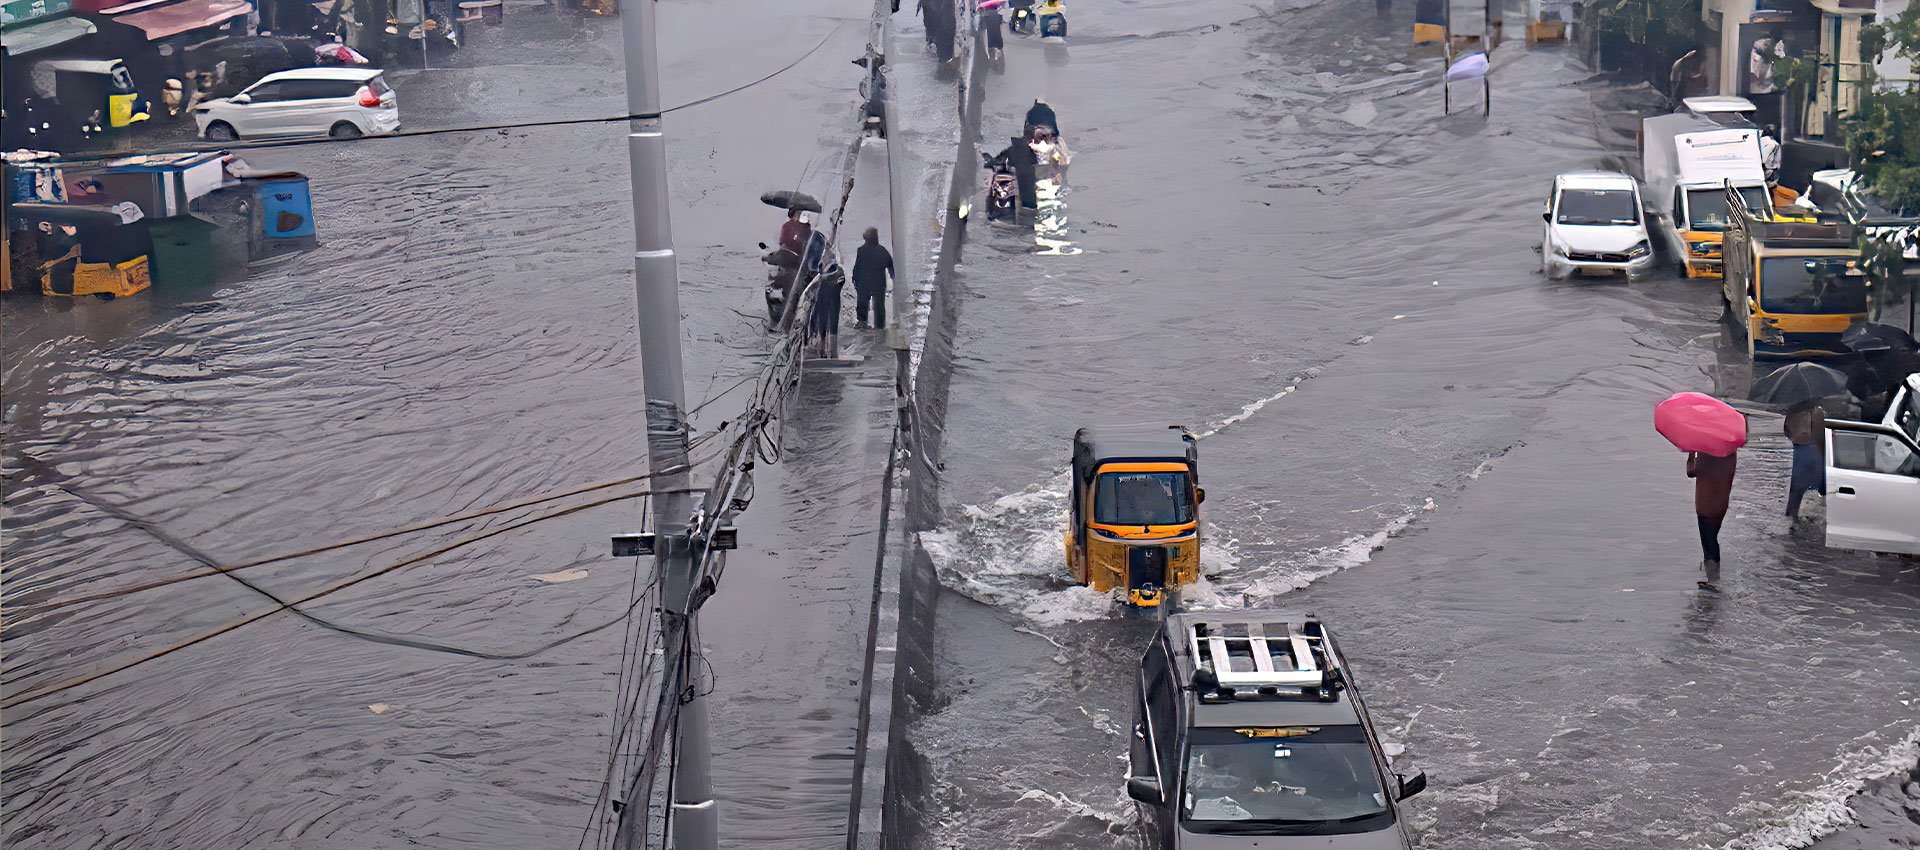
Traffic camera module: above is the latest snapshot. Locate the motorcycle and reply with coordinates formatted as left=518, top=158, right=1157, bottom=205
left=982, top=152, right=1019, bottom=222
left=758, top=242, right=802, bottom=326
left=1009, top=4, right=1035, bottom=34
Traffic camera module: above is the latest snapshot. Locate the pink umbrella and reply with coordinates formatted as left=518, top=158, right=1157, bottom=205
left=979, top=0, right=1007, bottom=7
left=1655, top=392, right=1747, bottom=457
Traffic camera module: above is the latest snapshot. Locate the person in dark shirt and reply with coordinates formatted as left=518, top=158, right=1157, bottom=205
left=779, top=208, right=812, bottom=256
left=1783, top=403, right=1826, bottom=521
left=982, top=6, right=1005, bottom=60
left=1024, top=98, right=1058, bottom=138
left=1686, top=449, right=1737, bottom=587
left=851, top=227, right=894, bottom=329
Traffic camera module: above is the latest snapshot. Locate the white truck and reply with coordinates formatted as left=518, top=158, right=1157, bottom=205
left=1640, top=114, right=1772, bottom=278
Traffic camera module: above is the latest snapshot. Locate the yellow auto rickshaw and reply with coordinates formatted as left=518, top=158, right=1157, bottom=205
left=1066, top=424, right=1203, bottom=610
left=30, top=59, right=152, bottom=137
left=12, top=202, right=153, bottom=299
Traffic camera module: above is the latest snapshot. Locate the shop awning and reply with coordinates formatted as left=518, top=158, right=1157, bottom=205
left=106, top=0, right=249, bottom=40
left=0, top=15, right=97, bottom=55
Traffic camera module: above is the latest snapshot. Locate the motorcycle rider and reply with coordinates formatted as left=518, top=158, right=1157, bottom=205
left=1009, top=0, right=1034, bottom=33
left=779, top=207, right=813, bottom=256
left=1025, top=98, right=1059, bottom=139
left=1035, top=0, right=1065, bottom=37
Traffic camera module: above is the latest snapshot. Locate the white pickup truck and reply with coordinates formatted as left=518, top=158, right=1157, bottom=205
left=1824, top=373, right=1920, bottom=556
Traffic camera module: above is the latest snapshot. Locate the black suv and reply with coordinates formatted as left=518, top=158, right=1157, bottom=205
left=1127, top=611, right=1426, bottom=849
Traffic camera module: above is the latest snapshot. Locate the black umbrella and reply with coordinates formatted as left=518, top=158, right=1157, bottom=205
left=1841, top=322, right=1920, bottom=392
left=1841, top=322, right=1919, bottom=354
left=759, top=190, right=822, bottom=213
left=1750, top=362, right=1853, bottom=407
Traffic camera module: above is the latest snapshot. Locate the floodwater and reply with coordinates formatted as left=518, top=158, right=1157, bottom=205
left=907, top=0, right=1919, bottom=849
left=0, top=0, right=897, bottom=847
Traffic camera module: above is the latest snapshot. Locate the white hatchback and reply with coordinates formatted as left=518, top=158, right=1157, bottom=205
left=1824, top=373, right=1920, bottom=556
left=1542, top=171, right=1655, bottom=279
left=195, top=67, right=398, bottom=141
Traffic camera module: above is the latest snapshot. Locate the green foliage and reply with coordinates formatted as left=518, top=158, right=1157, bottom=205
left=1773, top=54, right=1823, bottom=101
left=1856, top=231, right=1917, bottom=324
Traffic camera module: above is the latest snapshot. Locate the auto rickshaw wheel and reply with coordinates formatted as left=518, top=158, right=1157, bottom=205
left=95, top=292, right=115, bottom=301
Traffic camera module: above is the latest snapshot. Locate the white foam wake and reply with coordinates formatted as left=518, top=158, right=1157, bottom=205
left=1721, top=724, right=1920, bottom=850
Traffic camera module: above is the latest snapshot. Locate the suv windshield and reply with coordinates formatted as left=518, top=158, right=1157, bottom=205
left=1556, top=188, right=1638, bottom=226
left=1686, top=186, right=1768, bottom=232
left=1094, top=470, right=1192, bottom=526
left=1181, top=726, right=1391, bottom=835
left=1759, top=257, right=1867, bottom=314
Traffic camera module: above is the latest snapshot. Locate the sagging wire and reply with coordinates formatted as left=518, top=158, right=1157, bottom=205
left=6, top=464, right=670, bottom=618
left=577, top=493, right=665, bottom=850
left=0, top=480, right=704, bottom=715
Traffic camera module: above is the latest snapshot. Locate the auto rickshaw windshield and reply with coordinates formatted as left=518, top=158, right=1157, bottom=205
left=1094, top=470, right=1192, bottom=526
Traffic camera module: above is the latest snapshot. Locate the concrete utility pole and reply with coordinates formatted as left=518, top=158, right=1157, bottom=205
left=611, top=0, right=713, bottom=845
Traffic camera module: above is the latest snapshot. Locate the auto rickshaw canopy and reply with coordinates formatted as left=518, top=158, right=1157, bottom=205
left=1072, top=424, right=1197, bottom=486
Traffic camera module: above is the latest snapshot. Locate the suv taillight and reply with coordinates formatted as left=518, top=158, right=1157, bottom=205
left=356, top=86, right=380, bottom=107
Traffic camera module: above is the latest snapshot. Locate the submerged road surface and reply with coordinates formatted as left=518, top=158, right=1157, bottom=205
left=1, top=1, right=896, bottom=847
left=906, top=0, right=1919, bottom=847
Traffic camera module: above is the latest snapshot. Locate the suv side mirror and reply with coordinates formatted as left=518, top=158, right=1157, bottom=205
left=1127, top=775, right=1164, bottom=805
left=1395, top=770, right=1427, bottom=801
left=230, top=92, right=252, bottom=104
left=1541, top=208, right=1551, bottom=222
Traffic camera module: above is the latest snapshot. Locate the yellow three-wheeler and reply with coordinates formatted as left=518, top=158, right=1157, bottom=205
left=1066, top=425, right=1204, bottom=610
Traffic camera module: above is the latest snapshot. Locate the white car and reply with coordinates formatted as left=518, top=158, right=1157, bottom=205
left=1824, top=373, right=1920, bottom=556
left=195, top=67, right=398, bottom=141
left=1542, top=171, right=1655, bottom=279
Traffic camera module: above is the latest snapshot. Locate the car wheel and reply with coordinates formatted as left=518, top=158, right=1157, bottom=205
left=205, top=121, right=238, bottom=141
left=329, top=122, right=364, bottom=139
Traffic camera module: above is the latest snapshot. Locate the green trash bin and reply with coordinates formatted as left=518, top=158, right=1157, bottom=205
left=146, top=215, right=219, bottom=289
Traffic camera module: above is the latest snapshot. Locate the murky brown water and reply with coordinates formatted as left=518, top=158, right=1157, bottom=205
left=2, top=1, right=892, bottom=847
left=908, top=0, right=1919, bottom=848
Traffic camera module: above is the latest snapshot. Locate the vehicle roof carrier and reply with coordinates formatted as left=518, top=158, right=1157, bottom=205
left=1187, top=616, right=1344, bottom=703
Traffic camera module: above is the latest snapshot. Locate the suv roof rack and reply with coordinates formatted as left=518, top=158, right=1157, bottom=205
left=1186, top=617, right=1340, bottom=696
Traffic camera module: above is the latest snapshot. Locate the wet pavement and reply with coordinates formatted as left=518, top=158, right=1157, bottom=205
left=902, top=0, right=1919, bottom=848
left=1, top=1, right=900, bottom=847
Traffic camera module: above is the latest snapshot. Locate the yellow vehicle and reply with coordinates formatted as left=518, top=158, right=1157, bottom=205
left=13, top=203, right=153, bottom=300
left=1721, top=185, right=1868, bottom=359
left=1066, top=425, right=1203, bottom=610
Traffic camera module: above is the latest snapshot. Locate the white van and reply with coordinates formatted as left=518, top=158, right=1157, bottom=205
left=1541, top=171, right=1654, bottom=278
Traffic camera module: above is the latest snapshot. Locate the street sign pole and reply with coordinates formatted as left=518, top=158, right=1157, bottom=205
left=612, top=0, right=712, bottom=845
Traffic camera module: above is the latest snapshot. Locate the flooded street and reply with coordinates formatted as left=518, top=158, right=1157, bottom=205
left=909, top=0, right=1919, bottom=847
left=1, top=0, right=891, bottom=846
left=4, top=0, right=1917, bottom=844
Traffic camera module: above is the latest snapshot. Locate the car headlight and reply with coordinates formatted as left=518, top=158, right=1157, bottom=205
left=1626, top=240, right=1650, bottom=258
